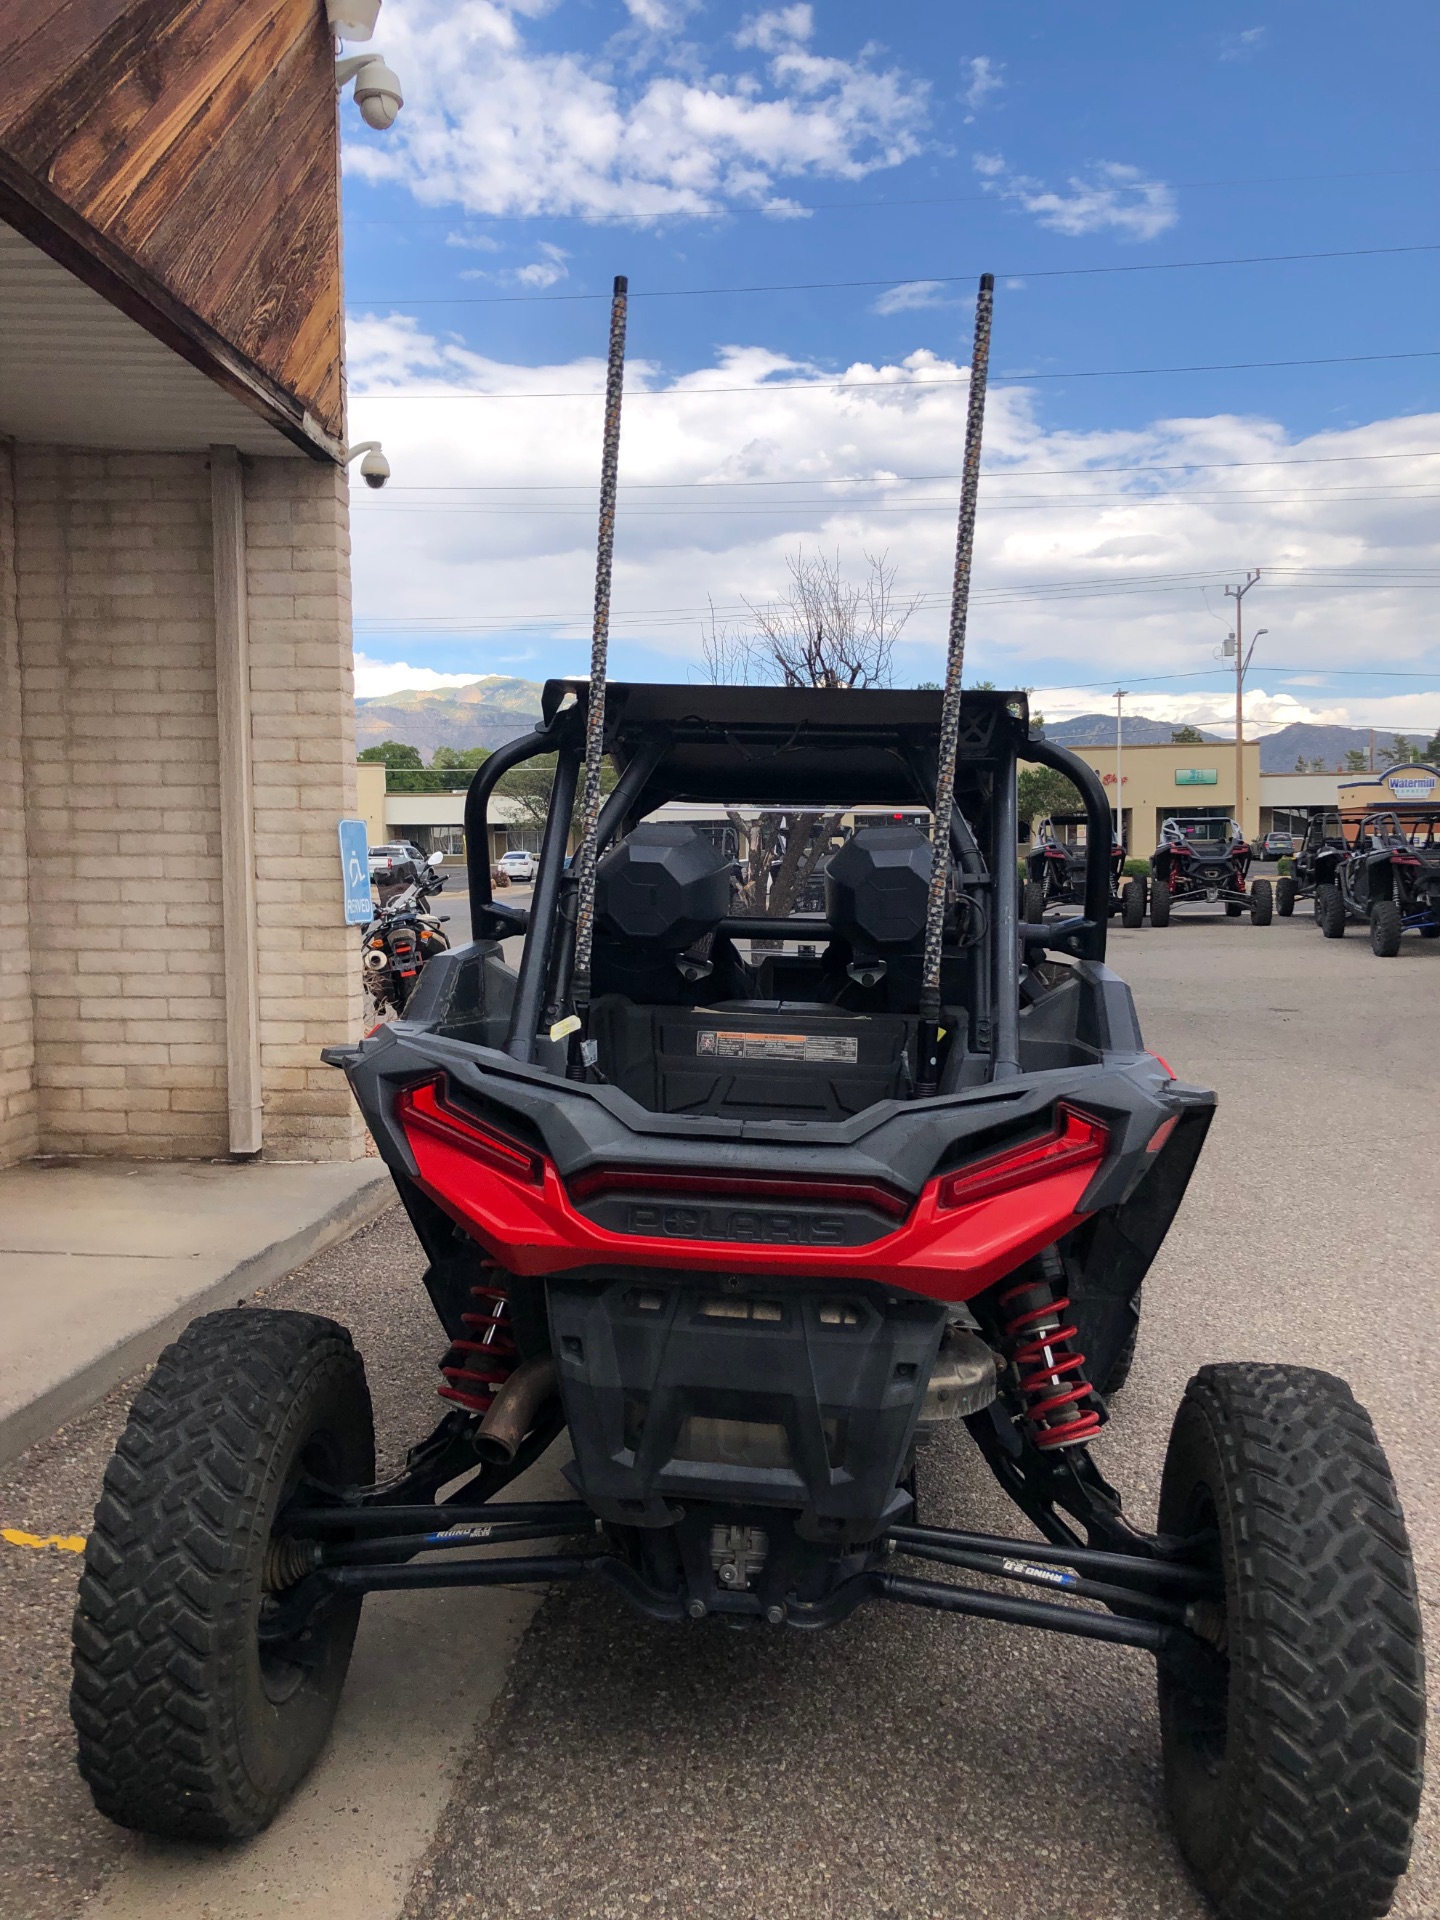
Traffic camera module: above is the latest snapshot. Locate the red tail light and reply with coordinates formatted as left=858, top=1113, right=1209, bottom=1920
left=396, top=1077, right=544, bottom=1186
left=936, top=1105, right=1108, bottom=1211
left=566, top=1165, right=912, bottom=1220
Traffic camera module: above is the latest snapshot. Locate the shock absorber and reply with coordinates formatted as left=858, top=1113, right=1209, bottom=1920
left=437, top=1269, right=518, bottom=1415
left=997, top=1255, right=1103, bottom=1450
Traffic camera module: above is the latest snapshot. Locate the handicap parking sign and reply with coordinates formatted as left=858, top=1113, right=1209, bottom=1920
left=338, top=818, right=373, bottom=924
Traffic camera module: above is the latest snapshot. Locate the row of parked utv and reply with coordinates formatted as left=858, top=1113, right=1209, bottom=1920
left=1025, top=812, right=1277, bottom=930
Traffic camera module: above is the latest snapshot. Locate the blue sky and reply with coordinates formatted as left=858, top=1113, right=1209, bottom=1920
left=339, top=0, right=1439, bottom=740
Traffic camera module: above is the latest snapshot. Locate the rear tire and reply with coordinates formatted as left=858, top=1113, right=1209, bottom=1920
left=1158, top=1363, right=1424, bottom=1920
left=1315, top=884, right=1346, bottom=938
left=1249, top=879, right=1272, bottom=926
left=1149, top=880, right=1171, bottom=928
left=1102, top=1287, right=1140, bottom=1393
left=1022, top=879, right=1047, bottom=926
left=1121, top=877, right=1146, bottom=929
left=1225, top=902, right=1243, bottom=918
left=1276, top=877, right=1296, bottom=917
left=1370, top=899, right=1403, bottom=956
left=71, top=1309, right=374, bottom=1841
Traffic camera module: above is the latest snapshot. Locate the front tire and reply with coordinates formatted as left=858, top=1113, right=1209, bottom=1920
left=1276, top=877, right=1296, bottom=916
left=1121, top=877, right=1146, bottom=929
left=1315, top=884, right=1346, bottom=938
left=71, top=1310, right=375, bottom=1841
left=1158, top=1364, right=1424, bottom=1920
left=1249, top=879, right=1272, bottom=926
left=1149, top=879, right=1171, bottom=928
left=1370, top=900, right=1402, bottom=956
left=1022, top=879, right=1047, bottom=926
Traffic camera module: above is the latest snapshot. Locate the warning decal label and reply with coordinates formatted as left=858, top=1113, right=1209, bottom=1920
left=697, top=1030, right=859, bottom=1064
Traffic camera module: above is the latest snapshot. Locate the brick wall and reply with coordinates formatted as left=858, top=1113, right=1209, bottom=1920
left=9, top=448, right=362, bottom=1162
left=0, top=442, right=38, bottom=1167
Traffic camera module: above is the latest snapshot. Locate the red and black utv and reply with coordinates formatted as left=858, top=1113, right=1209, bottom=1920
left=1315, top=807, right=1440, bottom=954
left=1023, top=809, right=1145, bottom=928
left=1147, top=815, right=1272, bottom=926
left=70, top=681, right=1424, bottom=1920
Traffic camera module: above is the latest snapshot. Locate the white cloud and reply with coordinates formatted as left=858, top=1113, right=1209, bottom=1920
left=346, top=0, right=926, bottom=221
left=512, top=241, right=570, bottom=287
left=1220, top=25, right=1267, bottom=61
left=734, top=6, right=813, bottom=53
left=974, top=153, right=1178, bottom=241
left=872, top=280, right=960, bottom=315
left=961, top=54, right=1003, bottom=118
left=345, top=314, right=1440, bottom=718
left=354, top=654, right=493, bottom=696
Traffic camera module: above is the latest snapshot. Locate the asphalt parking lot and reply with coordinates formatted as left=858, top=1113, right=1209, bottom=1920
left=1, top=910, right=1435, bottom=1920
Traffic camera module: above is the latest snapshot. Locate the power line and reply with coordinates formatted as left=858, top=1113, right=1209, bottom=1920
left=349, top=240, right=1440, bottom=306
left=373, top=449, right=1440, bottom=493
left=355, top=490, right=1440, bottom=517
left=351, top=346, right=1440, bottom=402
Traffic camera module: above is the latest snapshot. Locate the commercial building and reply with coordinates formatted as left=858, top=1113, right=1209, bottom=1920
left=2, top=1, right=364, bottom=1168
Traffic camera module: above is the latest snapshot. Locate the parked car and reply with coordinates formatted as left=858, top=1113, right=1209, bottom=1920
left=368, top=841, right=428, bottom=883
left=1256, top=830, right=1294, bottom=861
left=1315, top=809, right=1440, bottom=954
left=1147, top=816, right=1271, bottom=926
left=497, top=848, right=537, bottom=883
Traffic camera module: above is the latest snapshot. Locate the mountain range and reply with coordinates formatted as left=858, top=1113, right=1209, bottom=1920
left=355, top=682, right=1433, bottom=776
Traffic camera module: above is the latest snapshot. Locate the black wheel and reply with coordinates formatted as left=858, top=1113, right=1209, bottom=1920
left=1370, top=899, right=1402, bottom=957
left=1276, top=877, right=1296, bottom=917
left=1022, top=879, right=1047, bottom=926
left=1225, top=902, right=1243, bottom=918
left=71, top=1309, right=375, bottom=1841
left=1249, top=879, right=1272, bottom=926
left=1102, top=1286, right=1141, bottom=1393
left=1149, top=880, right=1171, bottom=928
left=1121, top=877, right=1146, bottom=929
left=1315, top=884, right=1346, bottom=938
left=1158, top=1364, right=1424, bottom=1920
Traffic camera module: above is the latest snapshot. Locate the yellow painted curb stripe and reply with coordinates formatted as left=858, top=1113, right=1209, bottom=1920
left=2, top=1527, right=87, bottom=1553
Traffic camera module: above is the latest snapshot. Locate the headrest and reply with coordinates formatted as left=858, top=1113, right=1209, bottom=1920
left=594, top=824, right=733, bottom=951
left=825, top=826, right=931, bottom=949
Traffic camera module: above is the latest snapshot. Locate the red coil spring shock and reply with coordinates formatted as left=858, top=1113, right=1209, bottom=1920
left=437, top=1268, right=517, bottom=1414
left=997, top=1272, right=1103, bottom=1450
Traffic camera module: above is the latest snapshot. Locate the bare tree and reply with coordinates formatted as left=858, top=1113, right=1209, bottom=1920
left=702, top=549, right=919, bottom=915
left=702, top=548, right=918, bottom=690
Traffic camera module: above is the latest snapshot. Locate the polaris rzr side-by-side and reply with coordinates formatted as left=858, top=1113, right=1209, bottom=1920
left=69, top=277, right=1423, bottom=1920
left=1315, top=808, right=1440, bottom=954
left=1147, top=815, right=1273, bottom=927
left=1279, top=807, right=1346, bottom=917
left=1023, top=811, right=1146, bottom=929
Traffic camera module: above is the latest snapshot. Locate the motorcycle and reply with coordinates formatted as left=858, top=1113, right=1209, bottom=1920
left=359, top=857, right=450, bottom=1016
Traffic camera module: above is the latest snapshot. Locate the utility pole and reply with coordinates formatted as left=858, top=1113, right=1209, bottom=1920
left=1114, top=689, right=1129, bottom=850
left=1225, top=571, right=1261, bottom=839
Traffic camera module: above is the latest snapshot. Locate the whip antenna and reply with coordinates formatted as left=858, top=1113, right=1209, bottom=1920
left=568, top=275, right=629, bottom=1045
left=919, top=272, right=994, bottom=1076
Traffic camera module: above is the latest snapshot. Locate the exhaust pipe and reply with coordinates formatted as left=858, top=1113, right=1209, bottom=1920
left=475, top=1354, right=558, bottom=1463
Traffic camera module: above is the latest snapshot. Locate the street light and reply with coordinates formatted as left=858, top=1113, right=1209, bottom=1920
left=1114, top=689, right=1129, bottom=851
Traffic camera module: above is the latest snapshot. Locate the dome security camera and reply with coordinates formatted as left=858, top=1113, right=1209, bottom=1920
left=345, top=441, right=391, bottom=489
left=354, top=57, right=403, bottom=130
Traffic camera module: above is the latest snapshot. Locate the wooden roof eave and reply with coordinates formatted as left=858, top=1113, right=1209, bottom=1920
left=0, top=146, right=342, bottom=463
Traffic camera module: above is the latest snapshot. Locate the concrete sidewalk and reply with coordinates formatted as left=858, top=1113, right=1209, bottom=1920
left=0, top=1156, right=395, bottom=1467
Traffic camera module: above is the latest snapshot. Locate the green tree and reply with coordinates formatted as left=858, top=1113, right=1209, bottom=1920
left=1017, top=764, right=1084, bottom=827
left=1171, top=725, right=1205, bottom=745
left=1423, top=729, right=1440, bottom=764
left=359, top=740, right=423, bottom=767
left=1343, top=748, right=1369, bottom=773
left=497, top=753, right=617, bottom=830
left=1380, top=734, right=1417, bottom=767
left=430, top=745, right=490, bottom=790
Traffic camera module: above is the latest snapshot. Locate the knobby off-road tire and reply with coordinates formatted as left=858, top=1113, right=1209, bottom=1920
left=1101, top=1285, right=1141, bottom=1393
left=1225, top=902, right=1244, bottom=918
left=1370, top=900, right=1403, bottom=957
left=1121, top=877, right=1147, bottom=929
left=1158, top=1364, right=1425, bottom=1920
left=1276, top=876, right=1297, bottom=917
left=1315, top=884, right=1347, bottom=938
left=1022, top=879, right=1047, bottom=926
left=1149, top=880, right=1171, bottom=928
left=1250, top=879, right=1273, bottom=926
left=71, top=1309, right=375, bottom=1842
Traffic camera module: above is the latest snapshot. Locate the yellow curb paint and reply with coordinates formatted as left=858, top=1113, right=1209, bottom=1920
left=2, top=1528, right=87, bottom=1553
